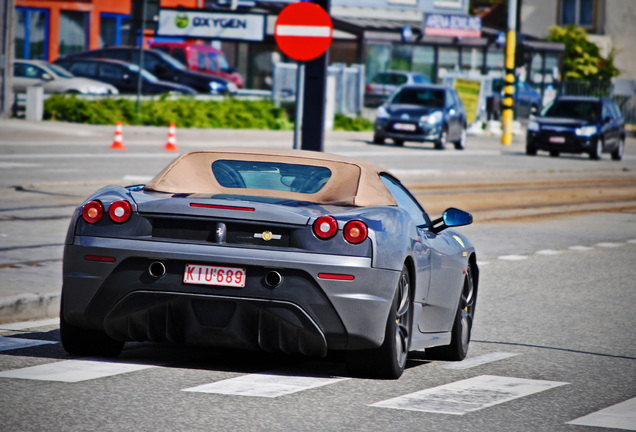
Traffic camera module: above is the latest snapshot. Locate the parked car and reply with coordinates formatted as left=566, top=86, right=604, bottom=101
left=373, top=84, right=467, bottom=150
left=526, top=96, right=625, bottom=160
left=60, top=148, right=478, bottom=379
left=150, top=42, right=243, bottom=88
left=54, top=57, right=196, bottom=95
left=58, top=47, right=237, bottom=94
left=12, top=59, right=118, bottom=95
left=364, top=71, right=432, bottom=106
left=489, top=79, right=542, bottom=119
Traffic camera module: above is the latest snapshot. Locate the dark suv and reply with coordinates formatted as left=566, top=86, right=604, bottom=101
left=55, top=57, right=196, bottom=95
left=57, top=47, right=237, bottom=95
left=526, top=96, right=625, bottom=160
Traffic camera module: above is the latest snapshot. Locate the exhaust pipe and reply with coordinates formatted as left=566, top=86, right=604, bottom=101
left=149, top=261, right=166, bottom=278
left=264, top=271, right=283, bottom=288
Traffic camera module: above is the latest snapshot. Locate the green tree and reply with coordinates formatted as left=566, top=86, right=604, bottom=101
left=547, top=24, right=620, bottom=81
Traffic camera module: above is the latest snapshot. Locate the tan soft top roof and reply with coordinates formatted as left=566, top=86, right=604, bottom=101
left=144, top=148, right=398, bottom=207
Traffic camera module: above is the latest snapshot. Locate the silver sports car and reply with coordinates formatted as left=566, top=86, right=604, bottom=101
left=61, top=148, right=478, bottom=379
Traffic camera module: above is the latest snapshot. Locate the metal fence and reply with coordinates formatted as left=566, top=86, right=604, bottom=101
left=272, top=62, right=365, bottom=116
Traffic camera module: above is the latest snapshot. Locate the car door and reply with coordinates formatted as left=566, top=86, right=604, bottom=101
left=445, top=90, right=461, bottom=141
left=98, top=63, right=135, bottom=93
left=601, top=100, right=618, bottom=149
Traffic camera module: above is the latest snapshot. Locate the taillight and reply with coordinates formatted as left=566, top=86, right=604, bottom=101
left=108, top=200, right=132, bottom=223
left=313, top=215, right=338, bottom=239
left=344, top=220, right=368, bottom=244
left=82, top=200, right=104, bottom=224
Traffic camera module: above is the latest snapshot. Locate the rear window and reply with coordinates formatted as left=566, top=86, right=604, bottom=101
left=211, top=160, right=332, bottom=194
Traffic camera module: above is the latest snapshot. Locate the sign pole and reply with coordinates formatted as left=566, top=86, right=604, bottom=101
left=502, top=0, right=517, bottom=146
left=293, top=62, right=305, bottom=150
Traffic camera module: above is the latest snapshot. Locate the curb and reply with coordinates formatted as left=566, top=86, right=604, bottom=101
left=0, top=293, right=60, bottom=324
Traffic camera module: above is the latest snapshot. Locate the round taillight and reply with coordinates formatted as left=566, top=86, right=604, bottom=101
left=108, top=200, right=132, bottom=223
left=344, top=220, right=368, bottom=244
left=82, top=200, right=104, bottom=224
left=313, top=215, right=338, bottom=239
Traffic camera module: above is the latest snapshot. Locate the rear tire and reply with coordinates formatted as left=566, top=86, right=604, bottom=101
left=434, top=128, right=447, bottom=150
left=426, top=265, right=476, bottom=361
left=393, top=139, right=404, bottom=146
left=526, top=144, right=537, bottom=156
left=373, top=135, right=385, bottom=145
left=346, top=266, right=411, bottom=379
left=590, top=138, right=603, bottom=160
left=60, top=300, right=123, bottom=357
left=549, top=151, right=560, bottom=157
left=454, top=128, right=467, bottom=150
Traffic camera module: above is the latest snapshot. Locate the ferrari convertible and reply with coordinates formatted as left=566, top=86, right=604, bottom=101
left=61, top=148, right=478, bottom=379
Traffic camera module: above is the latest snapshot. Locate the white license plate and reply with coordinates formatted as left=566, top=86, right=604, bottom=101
left=549, top=136, right=566, bottom=143
left=183, top=264, right=246, bottom=287
left=393, top=123, right=416, bottom=131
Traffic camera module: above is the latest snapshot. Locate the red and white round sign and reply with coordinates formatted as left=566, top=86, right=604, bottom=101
left=274, top=2, right=333, bottom=61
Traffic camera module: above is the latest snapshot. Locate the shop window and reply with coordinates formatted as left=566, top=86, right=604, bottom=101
left=485, top=49, right=504, bottom=76
left=100, top=14, right=130, bottom=48
left=560, top=0, right=595, bottom=29
left=412, top=46, right=434, bottom=82
left=391, top=44, right=413, bottom=72
left=438, top=47, right=459, bottom=77
left=14, top=8, right=48, bottom=60
left=365, top=43, right=391, bottom=83
left=460, top=47, right=484, bottom=73
left=60, top=11, right=88, bottom=56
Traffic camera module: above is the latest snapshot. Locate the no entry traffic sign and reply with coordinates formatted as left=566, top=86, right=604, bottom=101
left=274, top=2, right=333, bottom=61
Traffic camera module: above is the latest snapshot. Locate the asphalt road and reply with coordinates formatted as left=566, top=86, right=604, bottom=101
left=0, top=120, right=635, bottom=431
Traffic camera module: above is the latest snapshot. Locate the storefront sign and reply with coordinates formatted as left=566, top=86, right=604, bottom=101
left=157, top=9, right=266, bottom=42
left=424, top=14, right=481, bottom=38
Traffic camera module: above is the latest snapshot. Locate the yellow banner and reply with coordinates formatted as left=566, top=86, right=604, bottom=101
left=454, top=78, right=481, bottom=123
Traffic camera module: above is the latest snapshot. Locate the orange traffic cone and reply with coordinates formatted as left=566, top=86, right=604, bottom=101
left=163, top=122, right=179, bottom=152
left=110, top=121, right=127, bottom=150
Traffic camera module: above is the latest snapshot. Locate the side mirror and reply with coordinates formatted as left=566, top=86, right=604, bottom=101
left=41, top=73, right=53, bottom=81
left=604, top=116, right=613, bottom=124
left=431, top=207, right=473, bottom=233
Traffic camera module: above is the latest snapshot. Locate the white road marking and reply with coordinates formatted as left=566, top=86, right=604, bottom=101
left=0, top=318, right=59, bottom=333
left=0, top=337, right=57, bottom=352
left=596, top=242, right=623, bottom=248
left=535, top=249, right=562, bottom=255
left=0, top=358, right=156, bottom=382
left=567, top=397, right=636, bottom=431
left=441, top=352, right=519, bottom=370
left=628, top=239, right=636, bottom=244
left=498, top=255, right=528, bottom=261
left=183, top=373, right=349, bottom=398
left=0, top=162, right=42, bottom=169
left=569, top=245, right=594, bottom=251
left=476, top=261, right=489, bottom=266
left=371, top=375, right=568, bottom=415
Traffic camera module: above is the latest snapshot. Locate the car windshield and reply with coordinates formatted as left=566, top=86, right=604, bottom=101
left=372, top=73, right=407, bottom=85
left=541, top=100, right=601, bottom=122
left=390, top=88, right=445, bottom=107
left=46, top=63, right=74, bottom=78
left=128, top=64, right=159, bottom=82
left=155, top=50, right=187, bottom=71
left=212, top=160, right=332, bottom=194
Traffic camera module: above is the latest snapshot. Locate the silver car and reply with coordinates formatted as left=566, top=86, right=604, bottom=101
left=13, top=59, right=119, bottom=95
left=365, top=70, right=432, bottom=106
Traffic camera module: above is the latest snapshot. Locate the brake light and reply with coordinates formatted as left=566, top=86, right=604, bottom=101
left=109, top=200, right=132, bottom=223
left=344, top=220, right=368, bottom=244
left=82, top=200, right=104, bottom=224
left=313, top=215, right=338, bottom=239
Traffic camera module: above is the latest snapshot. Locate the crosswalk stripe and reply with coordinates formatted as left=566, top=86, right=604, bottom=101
left=0, top=358, right=156, bottom=382
left=441, top=352, right=519, bottom=370
left=371, top=375, right=568, bottom=415
left=567, top=397, right=636, bottom=431
left=183, top=373, right=349, bottom=398
left=0, top=337, right=57, bottom=352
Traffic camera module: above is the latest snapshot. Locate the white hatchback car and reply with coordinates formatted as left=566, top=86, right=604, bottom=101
left=13, top=59, right=118, bottom=95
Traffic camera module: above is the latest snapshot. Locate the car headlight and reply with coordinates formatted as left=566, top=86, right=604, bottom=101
left=527, top=120, right=540, bottom=132
left=420, top=111, right=443, bottom=125
left=209, top=81, right=225, bottom=93
left=226, top=82, right=238, bottom=93
left=376, top=106, right=390, bottom=119
left=575, top=125, right=597, bottom=137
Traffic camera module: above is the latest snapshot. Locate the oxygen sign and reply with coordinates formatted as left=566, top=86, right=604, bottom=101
left=158, top=9, right=266, bottom=42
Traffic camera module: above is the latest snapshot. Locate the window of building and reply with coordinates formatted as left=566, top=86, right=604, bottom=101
left=59, top=10, right=88, bottom=56
left=14, top=8, right=48, bottom=60
left=365, top=43, right=391, bottom=83
left=391, top=44, right=413, bottom=71
left=460, top=47, right=484, bottom=73
left=100, top=14, right=130, bottom=48
left=560, top=0, right=595, bottom=28
left=438, top=46, right=459, bottom=78
left=412, top=45, right=435, bottom=82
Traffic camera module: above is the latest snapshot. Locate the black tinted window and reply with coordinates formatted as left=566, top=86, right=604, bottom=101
left=99, top=63, right=125, bottom=80
left=391, top=88, right=445, bottom=108
left=69, top=61, right=97, bottom=77
left=542, top=100, right=601, bottom=122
